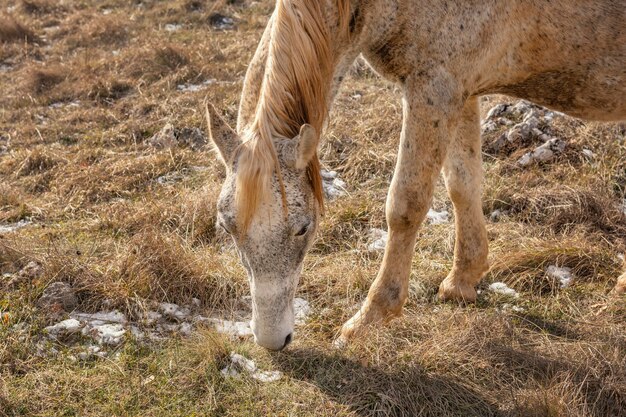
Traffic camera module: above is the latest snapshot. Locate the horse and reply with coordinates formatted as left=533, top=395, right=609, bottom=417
left=206, top=0, right=626, bottom=350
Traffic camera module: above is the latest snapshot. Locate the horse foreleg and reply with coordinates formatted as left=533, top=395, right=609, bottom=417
left=438, top=97, right=489, bottom=302
left=340, top=77, right=458, bottom=341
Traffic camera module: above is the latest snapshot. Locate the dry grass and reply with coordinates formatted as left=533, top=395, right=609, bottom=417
left=0, top=0, right=624, bottom=416
left=0, top=16, right=36, bottom=43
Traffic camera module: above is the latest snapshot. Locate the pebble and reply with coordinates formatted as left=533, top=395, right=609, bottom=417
left=37, top=281, right=78, bottom=312
left=546, top=265, right=574, bottom=288
left=321, top=170, right=347, bottom=200
left=488, top=282, right=520, bottom=298
left=221, top=352, right=282, bottom=382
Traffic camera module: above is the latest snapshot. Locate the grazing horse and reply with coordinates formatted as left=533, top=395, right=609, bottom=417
left=206, top=0, right=626, bottom=349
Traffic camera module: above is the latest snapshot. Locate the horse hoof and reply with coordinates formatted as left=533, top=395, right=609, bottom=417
left=438, top=279, right=477, bottom=303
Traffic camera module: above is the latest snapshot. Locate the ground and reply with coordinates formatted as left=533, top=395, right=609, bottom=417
left=1, top=1, right=625, bottom=416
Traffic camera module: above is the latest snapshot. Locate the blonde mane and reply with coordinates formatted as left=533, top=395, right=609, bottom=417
left=236, top=0, right=351, bottom=230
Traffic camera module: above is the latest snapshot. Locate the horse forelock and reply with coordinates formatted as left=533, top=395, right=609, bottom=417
left=235, top=0, right=351, bottom=231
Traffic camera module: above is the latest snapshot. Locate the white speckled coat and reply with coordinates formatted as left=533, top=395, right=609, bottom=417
left=208, top=0, right=626, bottom=348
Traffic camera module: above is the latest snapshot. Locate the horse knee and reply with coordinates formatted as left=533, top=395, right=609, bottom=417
left=386, top=194, right=430, bottom=231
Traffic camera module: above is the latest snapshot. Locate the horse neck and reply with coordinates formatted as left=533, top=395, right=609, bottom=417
left=238, top=0, right=357, bottom=138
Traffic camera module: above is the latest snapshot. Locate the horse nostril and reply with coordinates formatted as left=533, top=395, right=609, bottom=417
left=283, top=333, right=293, bottom=349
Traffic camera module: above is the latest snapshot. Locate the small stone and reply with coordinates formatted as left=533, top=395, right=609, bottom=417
left=37, top=282, right=77, bottom=313
left=159, top=303, right=190, bottom=321
left=367, top=228, right=388, bottom=251
left=488, top=282, right=520, bottom=298
left=44, top=318, right=83, bottom=340
left=294, top=298, right=311, bottom=325
left=546, top=265, right=574, bottom=288
left=427, top=209, right=449, bottom=225
left=485, top=103, right=510, bottom=120
left=209, top=13, right=236, bottom=30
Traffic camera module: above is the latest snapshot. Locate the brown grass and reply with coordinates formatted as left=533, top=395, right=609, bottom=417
left=0, top=17, right=36, bottom=43
left=24, top=68, right=65, bottom=94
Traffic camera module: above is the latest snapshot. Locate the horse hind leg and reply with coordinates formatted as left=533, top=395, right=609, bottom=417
left=438, top=97, right=489, bottom=303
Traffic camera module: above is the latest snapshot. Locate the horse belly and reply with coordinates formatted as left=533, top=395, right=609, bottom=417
left=494, top=63, right=626, bottom=122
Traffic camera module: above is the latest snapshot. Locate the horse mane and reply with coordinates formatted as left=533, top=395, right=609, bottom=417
left=236, top=0, right=351, bottom=231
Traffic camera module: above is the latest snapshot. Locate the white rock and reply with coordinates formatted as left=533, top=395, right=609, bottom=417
left=129, top=325, right=145, bottom=341
left=144, top=311, right=163, bottom=325
left=71, top=310, right=127, bottom=324
left=367, top=228, right=388, bottom=251
left=221, top=352, right=282, bottom=382
left=321, top=169, right=347, bottom=199
left=0, top=219, right=31, bottom=234
left=582, top=149, right=596, bottom=160
left=83, top=323, right=126, bottom=346
left=204, top=318, right=253, bottom=337
left=252, top=370, right=282, bottom=382
left=500, top=303, right=526, bottom=313
left=546, top=265, right=574, bottom=288
left=488, top=282, right=519, bottom=298
left=159, top=303, right=190, bottom=320
left=44, top=319, right=83, bottom=338
left=427, top=209, right=449, bottom=225
left=294, top=298, right=311, bottom=325
left=517, top=138, right=565, bottom=166
left=485, top=103, right=510, bottom=120
left=164, top=23, right=182, bottom=32
left=179, top=322, right=193, bottom=336
left=176, top=79, right=216, bottom=92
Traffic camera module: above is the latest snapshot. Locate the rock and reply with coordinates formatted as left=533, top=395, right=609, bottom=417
left=426, top=209, right=449, bottom=225
left=177, top=79, right=216, bottom=92
left=71, top=310, right=127, bottom=324
left=164, top=23, right=182, bottom=32
left=490, top=209, right=504, bottom=222
left=546, top=265, right=574, bottom=288
left=148, top=123, right=177, bottom=148
left=488, top=282, right=520, bottom=298
left=37, top=281, right=77, bottom=312
left=367, top=228, right=388, bottom=251
left=203, top=317, right=253, bottom=337
left=294, top=298, right=311, bottom=325
left=321, top=169, right=347, bottom=200
left=0, top=219, right=32, bottom=234
left=486, top=103, right=510, bottom=120
left=517, top=138, right=566, bottom=167
left=158, top=302, right=190, bottom=321
left=209, top=13, right=236, bottom=30
left=44, top=318, right=82, bottom=340
left=221, top=352, right=282, bottom=382
left=83, top=322, right=126, bottom=346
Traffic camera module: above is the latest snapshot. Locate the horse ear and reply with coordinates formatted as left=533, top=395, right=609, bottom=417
left=284, top=124, right=319, bottom=170
left=205, top=101, right=240, bottom=165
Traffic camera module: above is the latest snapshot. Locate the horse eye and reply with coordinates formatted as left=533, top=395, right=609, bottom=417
left=295, top=224, right=309, bottom=237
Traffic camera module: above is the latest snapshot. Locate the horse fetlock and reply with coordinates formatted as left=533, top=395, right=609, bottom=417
left=340, top=296, right=404, bottom=340
left=438, top=277, right=478, bottom=303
